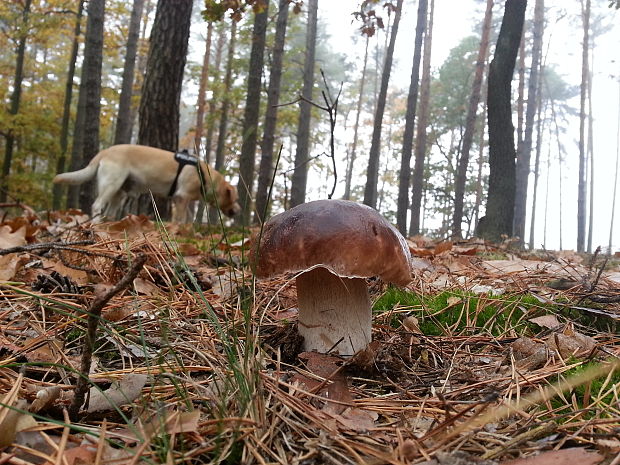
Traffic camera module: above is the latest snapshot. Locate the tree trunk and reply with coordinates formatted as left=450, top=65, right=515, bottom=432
left=1, top=0, right=32, bottom=203
left=577, top=0, right=590, bottom=252
left=194, top=22, right=213, bottom=154
left=343, top=35, right=370, bottom=201
left=215, top=20, right=237, bottom=172
left=409, top=0, right=435, bottom=237
left=237, top=2, right=270, bottom=226
left=254, top=0, right=290, bottom=223
left=479, top=0, right=526, bottom=242
left=114, top=0, right=145, bottom=145
left=138, top=0, right=192, bottom=220
left=204, top=26, right=225, bottom=164
left=451, top=0, right=492, bottom=239
left=362, top=0, right=402, bottom=209
left=514, top=0, right=544, bottom=243
left=527, top=71, right=545, bottom=249
left=516, top=34, right=525, bottom=152
left=68, top=0, right=104, bottom=214
left=473, top=81, right=488, bottom=232
left=52, top=0, right=84, bottom=210
left=138, top=0, right=192, bottom=151
left=608, top=67, right=620, bottom=254
left=290, top=0, right=319, bottom=208
left=586, top=50, right=594, bottom=253
left=395, top=0, right=427, bottom=234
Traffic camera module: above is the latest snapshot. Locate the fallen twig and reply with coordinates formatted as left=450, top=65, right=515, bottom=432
left=69, top=253, right=147, bottom=420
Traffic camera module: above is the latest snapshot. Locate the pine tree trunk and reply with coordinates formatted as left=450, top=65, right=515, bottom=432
left=290, top=0, right=319, bottom=208
left=237, top=2, right=269, bottom=225
left=0, top=0, right=32, bottom=203
left=514, top=0, right=544, bottom=243
left=608, top=68, right=620, bottom=254
left=52, top=0, right=84, bottom=210
left=479, top=0, right=526, bottom=242
left=343, top=35, right=370, bottom=201
left=516, top=35, right=525, bottom=151
left=138, top=0, right=192, bottom=151
left=362, top=0, right=402, bottom=209
left=114, top=0, right=145, bottom=145
left=577, top=0, right=590, bottom=252
left=204, top=27, right=225, bottom=164
left=138, top=0, right=193, bottom=220
left=528, top=72, right=545, bottom=250
left=194, top=22, right=213, bottom=154
left=395, top=0, right=427, bottom=234
left=409, top=0, right=435, bottom=237
left=215, top=20, right=237, bottom=172
left=586, top=50, right=594, bottom=253
left=451, top=0, right=492, bottom=239
left=68, top=0, right=104, bottom=213
left=473, top=85, right=487, bottom=232
left=254, top=0, right=289, bottom=223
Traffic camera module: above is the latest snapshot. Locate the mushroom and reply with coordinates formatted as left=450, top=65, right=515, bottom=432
left=252, top=199, right=413, bottom=356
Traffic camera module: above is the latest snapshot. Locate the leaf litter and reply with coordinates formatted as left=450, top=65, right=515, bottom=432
left=0, top=211, right=618, bottom=463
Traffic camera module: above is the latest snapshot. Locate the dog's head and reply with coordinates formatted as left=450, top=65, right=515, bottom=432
left=217, top=181, right=241, bottom=218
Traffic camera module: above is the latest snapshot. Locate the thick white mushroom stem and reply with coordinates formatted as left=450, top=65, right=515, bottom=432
left=296, top=267, right=372, bottom=356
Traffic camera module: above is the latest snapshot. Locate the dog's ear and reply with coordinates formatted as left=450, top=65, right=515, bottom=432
left=226, top=184, right=236, bottom=201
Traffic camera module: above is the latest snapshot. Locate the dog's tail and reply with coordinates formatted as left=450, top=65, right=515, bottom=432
left=53, top=152, right=102, bottom=185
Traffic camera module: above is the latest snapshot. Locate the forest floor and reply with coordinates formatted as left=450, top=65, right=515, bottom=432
left=0, top=207, right=619, bottom=465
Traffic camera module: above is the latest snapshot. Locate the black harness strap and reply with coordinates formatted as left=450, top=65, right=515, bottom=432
left=168, top=150, right=201, bottom=197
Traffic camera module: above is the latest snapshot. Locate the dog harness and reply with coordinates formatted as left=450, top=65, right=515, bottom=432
left=169, top=150, right=201, bottom=197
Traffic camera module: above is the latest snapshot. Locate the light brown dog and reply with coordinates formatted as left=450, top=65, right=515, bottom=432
left=53, top=144, right=240, bottom=223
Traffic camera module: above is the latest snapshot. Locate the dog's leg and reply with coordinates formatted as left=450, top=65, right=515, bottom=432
left=93, top=163, right=127, bottom=221
left=172, top=196, right=191, bottom=223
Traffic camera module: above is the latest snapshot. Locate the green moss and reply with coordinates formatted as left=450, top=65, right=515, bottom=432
left=373, top=288, right=551, bottom=336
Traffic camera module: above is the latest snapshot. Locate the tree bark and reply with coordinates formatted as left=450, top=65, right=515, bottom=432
left=609, top=70, right=620, bottom=254
left=479, top=0, right=526, bottom=242
left=254, top=0, right=290, bottom=223
left=1, top=0, right=32, bottom=203
left=528, top=70, right=545, bottom=249
left=577, top=0, right=590, bottom=252
left=395, top=0, right=427, bottom=234
left=204, top=26, right=225, bottom=164
left=194, top=22, right=213, bottom=154
left=69, top=0, right=104, bottom=213
left=138, top=0, right=192, bottom=151
left=290, top=0, right=319, bottom=208
left=362, top=0, right=402, bottom=209
left=451, top=0, right=492, bottom=239
left=138, top=0, right=192, bottom=220
left=343, top=35, right=370, bottom=201
left=514, top=0, right=544, bottom=243
left=52, top=0, right=84, bottom=210
left=237, top=2, right=270, bottom=225
left=587, top=50, right=594, bottom=253
left=215, top=20, right=237, bottom=172
left=114, top=0, right=145, bottom=145
left=409, top=0, right=434, bottom=237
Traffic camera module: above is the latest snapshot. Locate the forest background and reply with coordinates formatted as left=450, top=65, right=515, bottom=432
left=0, top=0, right=619, bottom=253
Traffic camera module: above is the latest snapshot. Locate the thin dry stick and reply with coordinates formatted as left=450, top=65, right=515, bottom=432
left=69, top=253, right=147, bottom=420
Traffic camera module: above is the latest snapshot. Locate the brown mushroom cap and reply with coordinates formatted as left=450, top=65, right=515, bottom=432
left=253, top=199, right=413, bottom=286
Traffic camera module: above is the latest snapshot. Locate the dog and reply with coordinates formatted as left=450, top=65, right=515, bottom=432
left=53, top=144, right=241, bottom=223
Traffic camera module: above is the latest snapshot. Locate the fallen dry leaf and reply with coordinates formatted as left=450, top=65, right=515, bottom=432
left=0, top=399, right=30, bottom=448
left=29, top=386, right=62, bottom=413
left=546, top=331, right=597, bottom=358
left=0, top=225, right=27, bottom=249
left=87, top=373, right=148, bottom=413
left=529, top=314, right=561, bottom=329
left=0, top=253, right=26, bottom=281
left=133, top=277, right=161, bottom=295
left=501, top=447, right=603, bottom=465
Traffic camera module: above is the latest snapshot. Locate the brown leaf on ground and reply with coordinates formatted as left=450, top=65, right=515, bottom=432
left=0, top=225, right=27, bottom=249
left=529, top=314, right=561, bottom=329
left=87, top=373, right=147, bottom=413
left=501, top=448, right=603, bottom=465
left=0, top=399, right=30, bottom=448
left=29, top=386, right=62, bottom=413
left=512, top=337, right=550, bottom=370
left=546, top=331, right=597, bottom=358
left=41, top=257, right=89, bottom=285
left=434, top=241, right=453, bottom=255
left=100, top=214, right=154, bottom=238
left=133, top=277, right=161, bottom=296
left=0, top=253, right=26, bottom=281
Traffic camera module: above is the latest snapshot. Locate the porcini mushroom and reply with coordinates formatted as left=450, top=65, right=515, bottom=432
left=252, top=199, right=413, bottom=356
